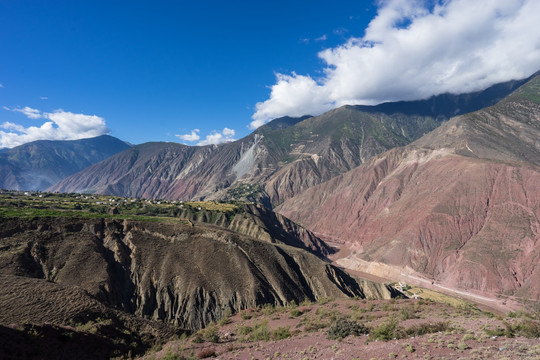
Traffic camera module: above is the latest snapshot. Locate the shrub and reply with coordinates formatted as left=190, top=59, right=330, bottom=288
left=236, top=324, right=253, bottom=335
left=317, top=297, right=333, bottom=305
left=512, top=319, right=540, bottom=338
left=240, top=310, right=253, bottom=320
left=399, top=306, right=418, bottom=320
left=290, top=309, right=302, bottom=318
left=250, top=320, right=271, bottom=341
left=203, top=323, right=219, bottom=343
left=260, top=303, right=278, bottom=315
left=219, top=309, right=232, bottom=326
left=327, top=319, right=368, bottom=340
left=371, top=319, right=399, bottom=341
left=191, top=336, right=204, bottom=344
left=272, top=326, right=292, bottom=340
left=301, top=316, right=329, bottom=332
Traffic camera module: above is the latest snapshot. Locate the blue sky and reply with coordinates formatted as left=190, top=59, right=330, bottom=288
left=0, top=0, right=376, bottom=146
left=1, top=0, right=539, bottom=148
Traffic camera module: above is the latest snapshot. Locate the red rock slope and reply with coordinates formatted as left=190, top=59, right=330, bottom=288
left=277, top=74, right=540, bottom=304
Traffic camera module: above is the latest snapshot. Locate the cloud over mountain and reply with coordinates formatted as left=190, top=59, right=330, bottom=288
left=1, top=107, right=109, bottom=148
left=176, top=128, right=236, bottom=146
left=251, top=0, right=540, bottom=128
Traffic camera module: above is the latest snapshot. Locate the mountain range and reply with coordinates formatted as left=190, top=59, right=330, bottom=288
left=278, top=73, right=540, bottom=304
left=0, top=135, right=130, bottom=191
left=1, top=72, right=539, bottom=358
left=49, top=76, right=529, bottom=206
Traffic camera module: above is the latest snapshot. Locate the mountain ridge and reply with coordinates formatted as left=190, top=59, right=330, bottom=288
left=276, top=73, right=540, bottom=306
left=49, top=76, right=533, bottom=205
left=0, top=135, right=131, bottom=191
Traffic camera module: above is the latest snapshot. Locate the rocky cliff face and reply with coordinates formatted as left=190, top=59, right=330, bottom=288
left=49, top=77, right=528, bottom=205
left=0, top=135, right=130, bottom=191
left=277, top=75, right=540, bottom=303
left=0, top=217, right=396, bottom=330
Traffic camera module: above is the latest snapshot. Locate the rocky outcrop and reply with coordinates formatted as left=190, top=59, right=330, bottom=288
left=0, top=217, right=396, bottom=330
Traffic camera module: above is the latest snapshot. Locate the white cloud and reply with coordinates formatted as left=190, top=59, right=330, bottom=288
left=0, top=84, right=3, bottom=88
left=196, top=128, right=236, bottom=146
left=252, top=0, right=540, bottom=127
left=175, top=128, right=236, bottom=146
left=0, top=107, right=109, bottom=148
left=222, top=127, right=235, bottom=136
left=4, top=106, right=42, bottom=119
left=40, top=96, right=48, bottom=100
left=176, top=129, right=200, bottom=141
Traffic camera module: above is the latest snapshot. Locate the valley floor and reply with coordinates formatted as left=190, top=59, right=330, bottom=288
left=327, top=242, right=524, bottom=316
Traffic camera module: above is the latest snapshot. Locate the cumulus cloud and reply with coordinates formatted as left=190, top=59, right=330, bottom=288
left=251, top=0, right=540, bottom=128
left=0, top=107, right=109, bottom=148
left=176, top=129, right=200, bottom=141
left=175, top=128, right=236, bottom=146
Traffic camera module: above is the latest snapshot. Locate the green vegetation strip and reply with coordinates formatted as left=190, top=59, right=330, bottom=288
left=0, top=207, right=180, bottom=223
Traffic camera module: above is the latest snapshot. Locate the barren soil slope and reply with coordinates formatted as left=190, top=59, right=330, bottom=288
left=278, top=75, right=540, bottom=305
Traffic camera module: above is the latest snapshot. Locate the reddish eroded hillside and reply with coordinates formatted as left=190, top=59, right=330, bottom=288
left=278, top=75, right=540, bottom=307
left=279, top=149, right=540, bottom=302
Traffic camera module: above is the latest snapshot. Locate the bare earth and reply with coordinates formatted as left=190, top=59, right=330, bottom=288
left=141, top=298, right=540, bottom=360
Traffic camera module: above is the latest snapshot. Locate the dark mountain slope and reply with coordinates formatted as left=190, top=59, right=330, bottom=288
left=0, top=217, right=397, bottom=331
left=277, top=74, right=540, bottom=305
left=0, top=135, right=130, bottom=191
left=50, top=76, right=530, bottom=205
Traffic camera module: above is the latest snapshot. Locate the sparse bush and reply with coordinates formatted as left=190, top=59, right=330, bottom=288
left=399, top=305, right=418, bottom=320
left=236, top=324, right=253, bottom=335
left=202, top=323, right=219, bottom=343
left=327, top=319, right=368, bottom=340
left=191, top=336, right=204, bottom=344
left=404, top=322, right=449, bottom=337
left=513, top=319, right=540, bottom=338
left=260, top=303, right=278, bottom=316
left=317, top=297, right=333, bottom=305
left=219, top=309, right=232, bottom=326
left=272, top=326, right=292, bottom=340
left=250, top=320, right=270, bottom=341
left=301, top=315, right=329, bottom=332
left=240, top=310, right=253, bottom=320
left=371, top=319, right=399, bottom=341
left=290, top=309, right=302, bottom=318
left=237, top=320, right=271, bottom=342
